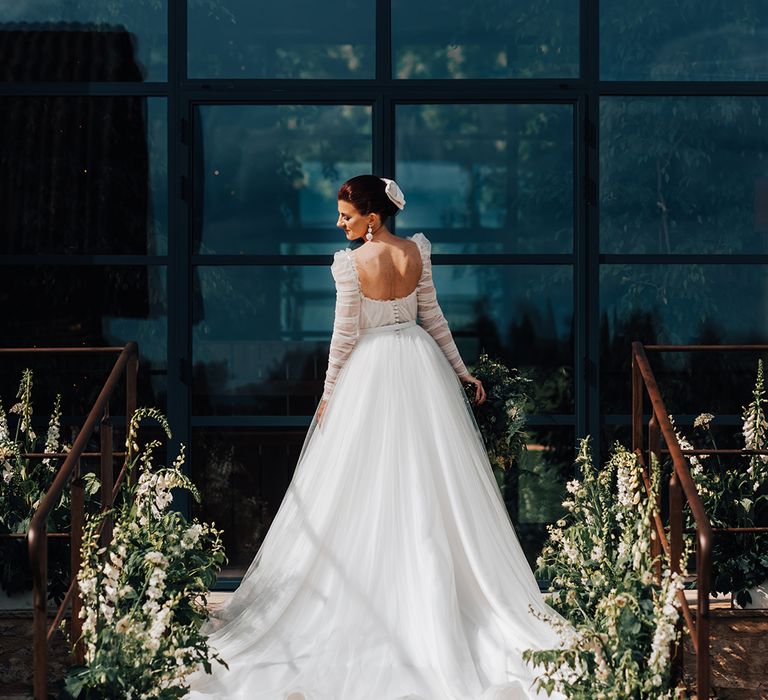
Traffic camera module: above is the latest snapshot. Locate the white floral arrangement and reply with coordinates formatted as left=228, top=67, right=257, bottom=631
left=64, top=407, right=228, bottom=700
left=522, top=437, right=690, bottom=700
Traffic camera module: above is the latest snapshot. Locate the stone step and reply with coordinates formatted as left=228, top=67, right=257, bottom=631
left=682, top=591, right=768, bottom=700
left=0, top=608, right=70, bottom=699
left=3, top=592, right=765, bottom=699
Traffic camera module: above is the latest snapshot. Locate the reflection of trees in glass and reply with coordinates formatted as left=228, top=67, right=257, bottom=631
left=397, top=104, right=572, bottom=253
left=451, top=265, right=573, bottom=414
left=393, top=0, right=578, bottom=78
left=191, top=432, right=272, bottom=569
left=187, top=0, right=373, bottom=79
left=601, top=1, right=768, bottom=80
left=505, top=428, right=573, bottom=571
left=601, top=97, right=768, bottom=254
left=195, top=104, right=371, bottom=254
left=600, top=296, right=768, bottom=415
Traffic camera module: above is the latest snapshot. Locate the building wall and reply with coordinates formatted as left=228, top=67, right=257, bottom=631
left=1, top=0, right=767, bottom=579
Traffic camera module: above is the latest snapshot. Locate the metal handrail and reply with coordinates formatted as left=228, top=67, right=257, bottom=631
left=631, top=341, right=768, bottom=699
left=0, top=343, right=138, bottom=699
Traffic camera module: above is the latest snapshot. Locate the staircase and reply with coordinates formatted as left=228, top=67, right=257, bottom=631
left=0, top=607, right=69, bottom=699
left=682, top=594, right=768, bottom=700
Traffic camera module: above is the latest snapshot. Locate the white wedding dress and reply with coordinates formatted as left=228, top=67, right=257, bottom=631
left=185, top=232, right=570, bottom=700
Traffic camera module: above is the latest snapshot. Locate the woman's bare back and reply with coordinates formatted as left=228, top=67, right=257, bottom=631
left=349, top=237, right=423, bottom=301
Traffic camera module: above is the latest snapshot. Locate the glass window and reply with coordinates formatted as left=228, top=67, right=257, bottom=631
left=0, top=265, right=167, bottom=410
left=190, top=426, right=575, bottom=576
left=600, top=264, right=768, bottom=414
left=513, top=427, right=574, bottom=570
left=600, top=97, right=768, bottom=255
left=0, top=1, right=167, bottom=81
left=188, top=0, right=375, bottom=79
left=192, top=263, right=573, bottom=416
left=392, top=0, right=578, bottom=79
left=396, top=104, right=573, bottom=253
left=601, top=1, right=768, bottom=81
left=194, top=104, right=372, bottom=255
left=191, top=427, right=308, bottom=575
left=0, top=97, right=167, bottom=255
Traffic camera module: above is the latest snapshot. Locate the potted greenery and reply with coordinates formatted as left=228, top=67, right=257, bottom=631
left=461, top=351, right=533, bottom=487
left=669, top=359, right=768, bottom=608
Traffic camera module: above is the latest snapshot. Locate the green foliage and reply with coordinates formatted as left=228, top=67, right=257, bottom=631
left=522, top=437, right=690, bottom=699
left=669, top=359, right=768, bottom=606
left=63, top=407, right=228, bottom=699
left=463, top=351, right=533, bottom=479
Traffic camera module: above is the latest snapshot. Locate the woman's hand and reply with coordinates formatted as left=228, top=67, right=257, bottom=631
left=460, top=374, right=486, bottom=405
left=316, top=398, right=328, bottom=427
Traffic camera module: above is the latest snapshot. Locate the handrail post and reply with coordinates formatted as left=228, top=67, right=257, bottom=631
left=29, top=524, right=47, bottom=700
left=101, top=410, right=114, bottom=548
left=70, top=457, right=85, bottom=665
left=697, top=526, right=712, bottom=698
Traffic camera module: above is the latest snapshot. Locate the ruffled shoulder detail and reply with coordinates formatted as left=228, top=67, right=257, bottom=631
left=409, top=232, right=431, bottom=258
left=330, top=248, right=359, bottom=289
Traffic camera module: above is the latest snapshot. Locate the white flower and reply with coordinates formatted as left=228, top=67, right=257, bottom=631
left=42, top=394, right=62, bottom=469
left=181, top=523, right=204, bottom=549
left=565, top=479, right=581, bottom=495
left=144, top=550, right=168, bottom=567
left=617, top=457, right=640, bottom=510
left=115, top=615, right=132, bottom=634
left=694, top=412, right=714, bottom=429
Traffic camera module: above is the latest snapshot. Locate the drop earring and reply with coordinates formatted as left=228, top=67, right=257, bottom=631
left=366, top=224, right=373, bottom=241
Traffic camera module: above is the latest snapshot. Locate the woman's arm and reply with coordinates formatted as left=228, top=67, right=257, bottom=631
left=320, top=250, right=361, bottom=402
left=412, top=233, right=470, bottom=381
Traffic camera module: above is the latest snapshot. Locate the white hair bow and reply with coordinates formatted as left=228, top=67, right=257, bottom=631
left=380, top=177, right=406, bottom=210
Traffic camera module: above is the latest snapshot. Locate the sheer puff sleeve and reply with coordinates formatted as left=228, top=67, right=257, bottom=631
left=411, top=232, right=470, bottom=381
left=321, top=249, right=361, bottom=403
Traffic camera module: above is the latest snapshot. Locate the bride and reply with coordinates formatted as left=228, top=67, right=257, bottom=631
left=184, top=175, right=571, bottom=700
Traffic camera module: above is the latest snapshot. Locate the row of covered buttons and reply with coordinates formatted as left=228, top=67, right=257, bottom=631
left=392, top=299, right=402, bottom=335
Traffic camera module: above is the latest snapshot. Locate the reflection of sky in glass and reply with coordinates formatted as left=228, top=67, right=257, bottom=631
left=299, top=160, right=372, bottom=231
left=396, top=103, right=573, bottom=253
left=396, top=162, right=465, bottom=229
left=2, top=0, right=167, bottom=80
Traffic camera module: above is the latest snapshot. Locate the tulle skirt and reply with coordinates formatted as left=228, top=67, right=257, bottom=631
left=184, top=321, right=570, bottom=700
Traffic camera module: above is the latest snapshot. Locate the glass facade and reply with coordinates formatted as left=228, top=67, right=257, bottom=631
left=392, top=0, right=579, bottom=79
left=2, top=0, right=766, bottom=584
